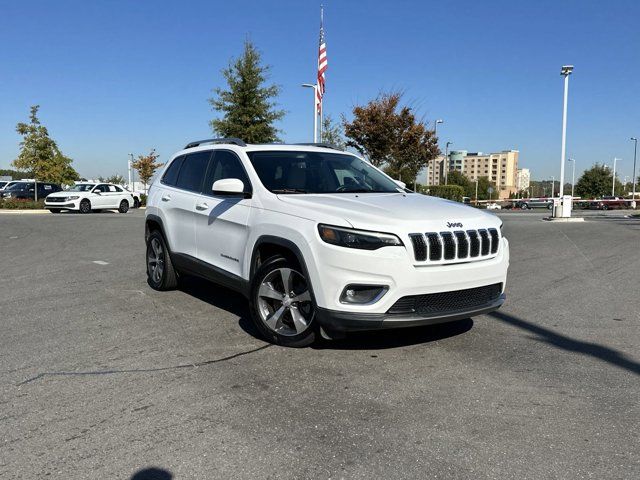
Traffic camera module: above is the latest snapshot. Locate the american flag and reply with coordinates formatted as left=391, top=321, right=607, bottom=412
left=316, top=7, right=327, bottom=113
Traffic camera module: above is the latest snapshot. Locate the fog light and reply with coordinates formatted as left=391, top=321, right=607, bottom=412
left=340, top=285, right=388, bottom=304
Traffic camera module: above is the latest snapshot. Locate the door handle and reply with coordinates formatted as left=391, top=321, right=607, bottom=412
left=195, top=202, right=209, bottom=211
left=161, top=195, right=171, bottom=202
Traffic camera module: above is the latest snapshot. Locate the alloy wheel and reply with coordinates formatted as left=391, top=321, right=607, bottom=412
left=147, top=237, right=165, bottom=284
left=256, top=267, right=314, bottom=336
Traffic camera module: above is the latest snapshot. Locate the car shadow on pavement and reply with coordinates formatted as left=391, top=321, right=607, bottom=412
left=177, top=276, right=474, bottom=349
left=130, top=467, right=172, bottom=479
left=490, top=311, right=640, bottom=376
left=315, top=319, right=474, bottom=350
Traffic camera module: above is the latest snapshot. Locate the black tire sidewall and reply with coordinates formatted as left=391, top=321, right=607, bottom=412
left=146, top=231, right=166, bottom=289
left=80, top=200, right=91, bottom=213
left=249, top=256, right=317, bottom=347
left=119, top=200, right=129, bottom=213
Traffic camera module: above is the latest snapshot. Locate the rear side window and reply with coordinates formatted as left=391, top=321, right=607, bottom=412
left=175, top=151, right=212, bottom=192
left=114, top=186, right=123, bottom=192
left=162, top=155, right=185, bottom=187
left=203, top=150, right=252, bottom=194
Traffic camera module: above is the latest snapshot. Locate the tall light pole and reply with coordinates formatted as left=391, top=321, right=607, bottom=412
left=567, top=158, right=576, bottom=199
left=129, top=153, right=135, bottom=191
left=475, top=178, right=479, bottom=205
left=551, top=175, right=555, bottom=197
left=444, top=141, right=452, bottom=185
left=631, top=137, right=637, bottom=208
left=426, top=120, right=443, bottom=187
left=559, top=65, right=573, bottom=198
left=612, top=157, right=620, bottom=197
left=302, top=83, right=318, bottom=142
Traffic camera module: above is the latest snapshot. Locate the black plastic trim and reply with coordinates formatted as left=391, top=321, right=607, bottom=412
left=315, top=294, right=505, bottom=332
left=172, top=253, right=249, bottom=297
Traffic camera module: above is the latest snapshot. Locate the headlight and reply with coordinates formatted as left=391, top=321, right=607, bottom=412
left=67, top=196, right=79, bottom=200
left=318, top=224, right=403, bottom=250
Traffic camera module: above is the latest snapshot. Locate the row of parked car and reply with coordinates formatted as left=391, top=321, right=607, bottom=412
left=0, top=180, right=142, bottom=213
left=482, top=196, right=634, bottom=211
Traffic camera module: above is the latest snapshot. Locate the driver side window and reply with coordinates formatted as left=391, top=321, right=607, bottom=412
left=204, top=150, right=252, bottom=195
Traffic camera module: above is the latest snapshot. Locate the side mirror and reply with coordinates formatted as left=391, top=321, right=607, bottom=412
left=394, top=180, right=406, bottom=190
left=93, top=190, right=101, bottom=195
left=212, top=178, right=250, bottom=198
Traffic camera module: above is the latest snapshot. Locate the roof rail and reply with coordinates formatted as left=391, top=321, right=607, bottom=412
left=293, top=142, right=341, bottom=150
left=184, top=137, right=247, bottom=149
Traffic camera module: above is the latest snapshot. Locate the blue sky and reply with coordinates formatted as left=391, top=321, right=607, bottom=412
left=0, top=0, right=638, bottom=181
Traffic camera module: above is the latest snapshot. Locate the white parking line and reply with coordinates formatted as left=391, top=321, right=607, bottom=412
left=92, top=260, right=109, bottom=265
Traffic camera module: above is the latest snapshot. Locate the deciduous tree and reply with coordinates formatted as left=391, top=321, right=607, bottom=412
left=13, top=105, right=79, bottom=184
left=343, top=92, right=439, bottom=183
left=321, top=115, right=346, bottom=150
left=131, top=149, right=163, bottom=191
left=575, top=163, right=622, bottom=198
left=209, top=40, right=285, bottom=143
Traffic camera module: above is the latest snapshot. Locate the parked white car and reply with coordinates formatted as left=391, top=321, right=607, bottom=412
left=486, top=203, right=502, bottom=210
left=145, top=138, right=509, bottom=347
left=44, top=183, right=134, bottom=213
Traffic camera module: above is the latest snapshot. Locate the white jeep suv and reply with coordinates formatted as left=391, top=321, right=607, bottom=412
left=45, top=182, right=134, bottom=213
left=145, top=139, right=509, bottom=346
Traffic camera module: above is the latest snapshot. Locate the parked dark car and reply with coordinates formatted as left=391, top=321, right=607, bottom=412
left=512, top=198, right=553, bottom=210
left=0, top=181, right=62, bottom=200
left=587, top=197, right=629, bottom=210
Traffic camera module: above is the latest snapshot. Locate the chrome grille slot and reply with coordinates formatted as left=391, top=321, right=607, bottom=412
left=454, top=231, right=469, bottom=259
left=488, top=228, right=500, bottom=254
left=426, top=233, right=442, bottom=261
left=478, top=229, right=490, bottom=256
left=468, top=230, right=480, bottom=257
left=409, top=234, right=427, bottom=261
left=440, top=232, right=456, bottom=260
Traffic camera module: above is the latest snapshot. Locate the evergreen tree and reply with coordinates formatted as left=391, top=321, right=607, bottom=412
left=209, top=40, right=285, bottom=143
left=13, top=105, right=79, bottom=184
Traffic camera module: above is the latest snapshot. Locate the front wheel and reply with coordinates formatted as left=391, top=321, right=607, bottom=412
left=249, top=256, right=317, bottom=347
left=146, top=230, right=178, bottom=290
left=49, top=209, right=61, bottom=214
left=118, top=200, right=129, bottom=213
left=79, top=199, right=92, bottom=214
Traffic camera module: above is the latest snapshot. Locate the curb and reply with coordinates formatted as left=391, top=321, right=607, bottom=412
left=0, top=209, right=51, bottom=214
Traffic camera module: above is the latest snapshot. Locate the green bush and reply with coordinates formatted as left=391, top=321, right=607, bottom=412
left=140, top=194, right=147, bottom=206
left=0, top=198, right=46, bottom=209
left=422, top=185, right=465, bottom=202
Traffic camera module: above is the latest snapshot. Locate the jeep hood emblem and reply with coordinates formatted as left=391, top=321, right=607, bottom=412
left=447, top=222, right=463, bottom=228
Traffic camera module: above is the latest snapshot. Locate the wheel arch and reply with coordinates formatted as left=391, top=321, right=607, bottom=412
left=145, top=214, right=170, bottom=249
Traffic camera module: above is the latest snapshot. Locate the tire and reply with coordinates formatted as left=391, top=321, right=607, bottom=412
left=146, top=230, right=178, bottom=290
left=79, top=199, right=92, bottom=214
left=118, top=200, right=129, bottom=214
left=521, top=204, right=529, bottom=210
left=49, top=209, right=61, bottom=214
left=249, top=256, right=317, bottom=347
left=133, top=198, right=140, bottom=209
left=602, top=204, right=609, bottom=211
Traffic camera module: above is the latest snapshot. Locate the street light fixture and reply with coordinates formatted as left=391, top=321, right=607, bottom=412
left=567, top=158, right=576, bottom=199
left=558, top=65, right=573, bottom=202
left=434, top=119, right=443, bottom=136
left=631, top=137, right=638, bottom=208
left=302, top=83, right=318, bottom=142
left=444, top=141, right=453, bottom=185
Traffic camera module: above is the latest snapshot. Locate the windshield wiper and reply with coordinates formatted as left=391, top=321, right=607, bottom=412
left=271, top=188, right=308, bottom=194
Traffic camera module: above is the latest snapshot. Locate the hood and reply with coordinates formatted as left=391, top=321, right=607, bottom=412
left=46, top=191, right=74, bottom=198
left=277, top=192, right=500, bottom=231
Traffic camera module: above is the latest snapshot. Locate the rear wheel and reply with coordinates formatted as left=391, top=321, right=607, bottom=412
left=146, top=230, right=178, bottom=290
left=118, top=200, right=129, bottom=213
left=249, top=256, right=316, bottom=347
left=133, top=197, right=140, bottom=208
left=79, top=199, right=91, bottom=214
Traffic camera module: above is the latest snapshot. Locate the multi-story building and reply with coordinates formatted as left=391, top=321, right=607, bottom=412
left=516, top=168, right=530, bottom=192
left=421, top=149, right=520, bottom=199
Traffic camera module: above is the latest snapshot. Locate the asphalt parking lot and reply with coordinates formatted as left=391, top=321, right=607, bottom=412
left=1, top=209, right=639, bottom=479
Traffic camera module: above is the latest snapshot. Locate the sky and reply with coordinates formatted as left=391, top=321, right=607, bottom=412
left=0, top=0, right=638, bottom=181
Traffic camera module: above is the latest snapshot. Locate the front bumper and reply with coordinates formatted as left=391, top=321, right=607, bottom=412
left=45, top=199, right=79, bottom=210
left=316, top=293, right=505, bottom=332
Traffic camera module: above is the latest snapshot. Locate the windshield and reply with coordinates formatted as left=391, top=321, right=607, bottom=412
left=6, top=182, right=31, bottom=191
left=66, top=184, right=95, bottom=192
left=247, top=151, right=402, bottom=194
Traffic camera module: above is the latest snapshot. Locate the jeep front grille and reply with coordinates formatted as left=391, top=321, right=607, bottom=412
left=408, top=228, right=500, bottom=264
